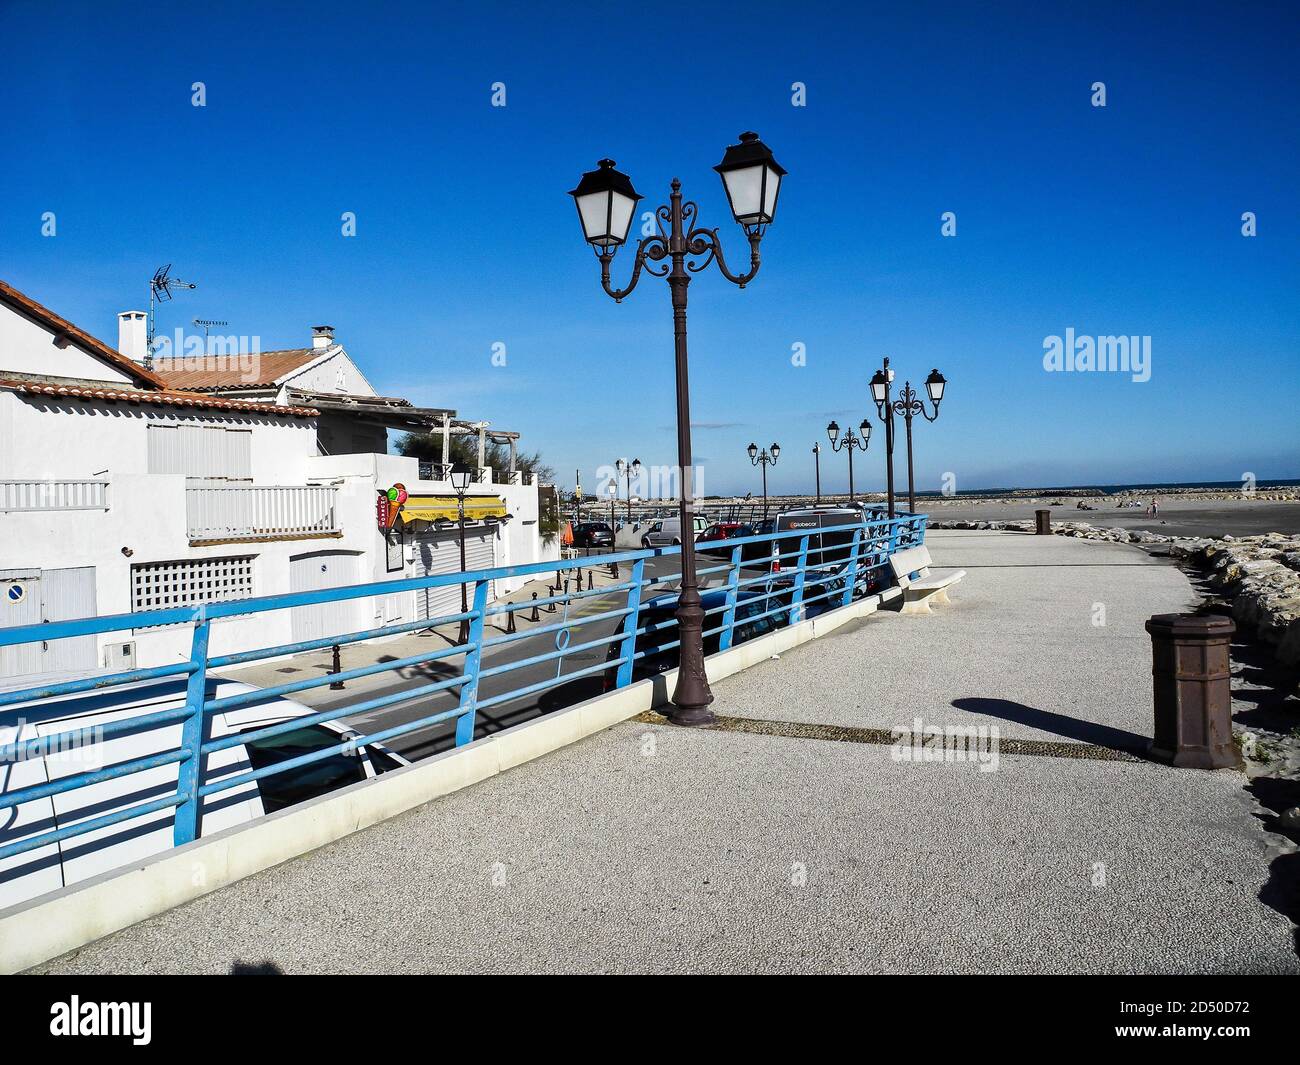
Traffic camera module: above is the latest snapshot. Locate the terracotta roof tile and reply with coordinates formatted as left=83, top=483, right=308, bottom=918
left=152, top=348, right=322, bottom=390
left=0, top=379, right=318, bottom=418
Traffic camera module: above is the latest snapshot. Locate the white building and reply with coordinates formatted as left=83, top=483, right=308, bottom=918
left=0, top=279, right=551, bottom=684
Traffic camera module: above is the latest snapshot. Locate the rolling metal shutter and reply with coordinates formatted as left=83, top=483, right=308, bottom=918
left=413, top=527, right=495, bottom=623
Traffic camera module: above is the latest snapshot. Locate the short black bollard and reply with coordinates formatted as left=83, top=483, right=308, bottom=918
left=329, top=643, right=345, bottom=690
left=608, top=560, right=619, bottom=579
left=1145, top=613, right=1241, bottom=769
left=506, top=607, right=517, bottom=634
left=586, top=571, right=594, bottom=591
left=1035, top=508, right=1051, bottom=535
left=530, top=592, right=540, bottom=622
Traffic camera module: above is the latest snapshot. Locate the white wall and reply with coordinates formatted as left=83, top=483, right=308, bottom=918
left=0, top=302, right=136, bottom=384
left=275, top=347, right=376, bottom=397
left=0, top=393, right=317, bottom=482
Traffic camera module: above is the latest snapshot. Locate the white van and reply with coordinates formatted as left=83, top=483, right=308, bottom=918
left=0, top=677, right=407, bottom=910
left=640, top=515, right=710, bottom=548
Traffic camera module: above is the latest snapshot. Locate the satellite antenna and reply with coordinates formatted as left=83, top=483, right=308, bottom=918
left=145, top=264, right=197, bottom=369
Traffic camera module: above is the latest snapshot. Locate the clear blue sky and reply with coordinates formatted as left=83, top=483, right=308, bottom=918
left=2, top=1, right=1296, bottom=496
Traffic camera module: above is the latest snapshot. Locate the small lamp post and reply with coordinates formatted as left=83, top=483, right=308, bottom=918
left=812, top=442, right=822, bottom=506
left=747, top=442, right=780, bottom=519
left=826, top=419, right=871, bottom=505
left=871, top=358, right=947, bottom=516
left=615, top=457, right=641, bottom=525
left=450, top=463, right=472, bottom=644
left=570, top=133, right=786, bottom=728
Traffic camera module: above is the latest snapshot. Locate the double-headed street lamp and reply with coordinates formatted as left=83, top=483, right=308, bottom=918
left=825, top=419, right=871, bottom=504
left=450, top=463, right=472, bottom=644
left=746, top=441, right=780, bottom=518
left=570, top=132, right=786, bottom=728
left=812, top=443, right=822, bottom=505
left=615, top=457, right=641, bottom=525
left=870, top=358, right=947, bottom=516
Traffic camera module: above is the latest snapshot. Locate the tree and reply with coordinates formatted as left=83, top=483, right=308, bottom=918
left=396, top=431, right=554, bottom=484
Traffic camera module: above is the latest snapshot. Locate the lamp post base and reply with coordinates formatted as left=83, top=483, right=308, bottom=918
left=664, top=703, right=718, bottom=727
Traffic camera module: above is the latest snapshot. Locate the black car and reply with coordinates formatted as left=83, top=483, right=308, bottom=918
left=572, top=522, right=614, bottom=549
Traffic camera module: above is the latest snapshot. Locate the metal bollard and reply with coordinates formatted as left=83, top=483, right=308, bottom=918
left=530, top=592, right=540, bottom=622
left=586, top=570, right=594, bottom=591
left=1035, top=508, right=1051, bottom=535
left=506, top=607, right=516, bottom=634
left=608, top=560, right=619, bottom=578
left=1145, top=613, right=1240, bottom=769
left=329, top=643, right=345, bottom=690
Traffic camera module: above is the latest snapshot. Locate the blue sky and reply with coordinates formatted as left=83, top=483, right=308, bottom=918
left=1, top=0, right=1296, bottom=497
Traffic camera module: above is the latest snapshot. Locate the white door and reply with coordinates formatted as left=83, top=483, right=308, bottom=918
left=0, top=567, right=97, bottom=680
left=289, top=552, right=361, bottom=643
left=413, top=527, right=495, bottom=623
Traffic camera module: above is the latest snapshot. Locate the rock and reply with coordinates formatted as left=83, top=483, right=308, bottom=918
left=1279, top=807, right=1300, bottom=833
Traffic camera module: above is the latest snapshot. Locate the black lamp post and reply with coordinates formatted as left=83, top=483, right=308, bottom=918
left=747, top=442, right=780, bottom=519
left=615, top=457, right=641, bottom=525
left=450, top=463, right=472, bottom=644
left=812, top=443, right=822, bottom=506
left=871, top=358, right=946, bottom=516
left=570, top=132, right=786, bottom=728
left=825, top=419, right=871, bottom=505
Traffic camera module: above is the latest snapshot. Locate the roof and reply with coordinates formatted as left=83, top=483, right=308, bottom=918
left=0, top=278, right=165, bottom=390
left=0, top=378, right=319, bottom=418
left=152, top=348, right=321, bottom=390
left=282, top=388, right=456, bottom=429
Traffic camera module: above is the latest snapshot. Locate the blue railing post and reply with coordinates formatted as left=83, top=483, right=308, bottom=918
left=718, top=544, right=742, bottom=652
left=454, top=579, right=490, bottom=746
left=173, top=612, right=210, bottom=847
left=789, top=534, right=810, bottom=625
left=615, top=558, right=646, bottom=688
left=842, top=527, right=865, bottom=608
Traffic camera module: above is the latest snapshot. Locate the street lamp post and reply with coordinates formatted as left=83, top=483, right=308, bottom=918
left=812, top=443, right=822, bottom=506
left=615, top=457, right=641, bottom=526
left=747, top=442, right=780, bottom=519
left=825, top=419, right=871, bottom=505
left=871, top=358, right=946, bottom=515
left=570, top=132, right=786, bottom=727
left=450, top=464, right=472, bottom=644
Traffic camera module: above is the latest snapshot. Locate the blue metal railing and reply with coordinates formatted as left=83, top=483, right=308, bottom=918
left=0, top=513, right=926, bottom=863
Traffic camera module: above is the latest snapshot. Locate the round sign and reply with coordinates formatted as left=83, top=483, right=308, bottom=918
left=6, top=583, right=25, bottom=604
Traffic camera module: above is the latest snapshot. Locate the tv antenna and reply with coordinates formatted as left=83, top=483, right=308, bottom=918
left=192, top=318, right=228, bottom=339
left=145, top=264, right=197, bottom=369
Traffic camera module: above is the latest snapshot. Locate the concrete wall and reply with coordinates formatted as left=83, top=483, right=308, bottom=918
left=0, top=302, right=135, bottom=385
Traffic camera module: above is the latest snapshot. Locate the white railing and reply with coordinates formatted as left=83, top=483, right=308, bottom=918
left=0, top=479, right=109, bottom=512
left=186, top=485, right=340, bottom=542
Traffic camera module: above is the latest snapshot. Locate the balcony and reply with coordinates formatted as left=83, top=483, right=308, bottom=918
left=186, top=485, right=340, bottom=544
left=0, top=479, right=109, bottom=512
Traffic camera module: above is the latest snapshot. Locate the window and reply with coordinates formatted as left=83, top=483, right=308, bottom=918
left=385, top=528, right=404, bottom=572
left=147, top=423, right=252, bottom=482
left=240, top=725, right=368, bottom=812
left=131, top=556, right=255, bottom=614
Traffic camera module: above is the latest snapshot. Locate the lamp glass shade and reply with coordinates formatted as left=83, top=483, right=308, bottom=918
left=632, top=458, right=641, bottom=473
left=770, top=442, right=781, bottom=460
left=859, top=419, right=872, bottom=443
left=925, top=368, right=947, bottom=404
left=747, top=442, right=758, bottom=461
left=869, top=370, right=888, bottom=405
left=568, top=159, right=642, bottom=248
left=449, top=465, right=472, bottom=492
left=713, top=132, right=786, bottom=227
left=826, top=420, right=840, bottom=443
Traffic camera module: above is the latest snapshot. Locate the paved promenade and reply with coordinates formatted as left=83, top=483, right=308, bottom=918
left=35, top=532, right=1299, bottom=974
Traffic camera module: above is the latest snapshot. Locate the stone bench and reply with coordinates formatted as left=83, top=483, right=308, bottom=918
left=889, top=545, right=966, bottom=615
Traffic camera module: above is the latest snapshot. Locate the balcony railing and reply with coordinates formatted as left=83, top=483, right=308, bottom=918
left=186, top=485, right=340, bottom=543
left=0, top=479, right=109, bottom=512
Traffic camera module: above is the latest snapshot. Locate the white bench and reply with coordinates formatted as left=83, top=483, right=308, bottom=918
left=888, top=545, right=966, bottom=615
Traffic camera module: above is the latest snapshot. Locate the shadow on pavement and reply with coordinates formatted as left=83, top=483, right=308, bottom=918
left=951, top=696, right=1151, bottom=754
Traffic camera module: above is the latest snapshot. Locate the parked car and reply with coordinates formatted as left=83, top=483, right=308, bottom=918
left=640, top=515, right=711, bottom=548
left=0, top=676, right=408, bottom=909
left=572, top=522, right=614, bottom=549
left=696, top=521, right=754, bottom=554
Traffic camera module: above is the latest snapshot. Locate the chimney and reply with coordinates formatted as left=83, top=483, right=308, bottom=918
left=117, top=311, right=148, bottom=363
left=311, top=325, right=335, bottom=350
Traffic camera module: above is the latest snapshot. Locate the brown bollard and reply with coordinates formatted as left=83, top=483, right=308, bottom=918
left=506, top=607, right=516, bottom=635
left=1035, top=508, right=1051, bottom=535
left=1145, top=613, right=1240, bottom=769
left=329, top=643, right=345, bottom=690
left=586, top=570, right=594, bottom=591
left=530, top=592, right=540, bottom=622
